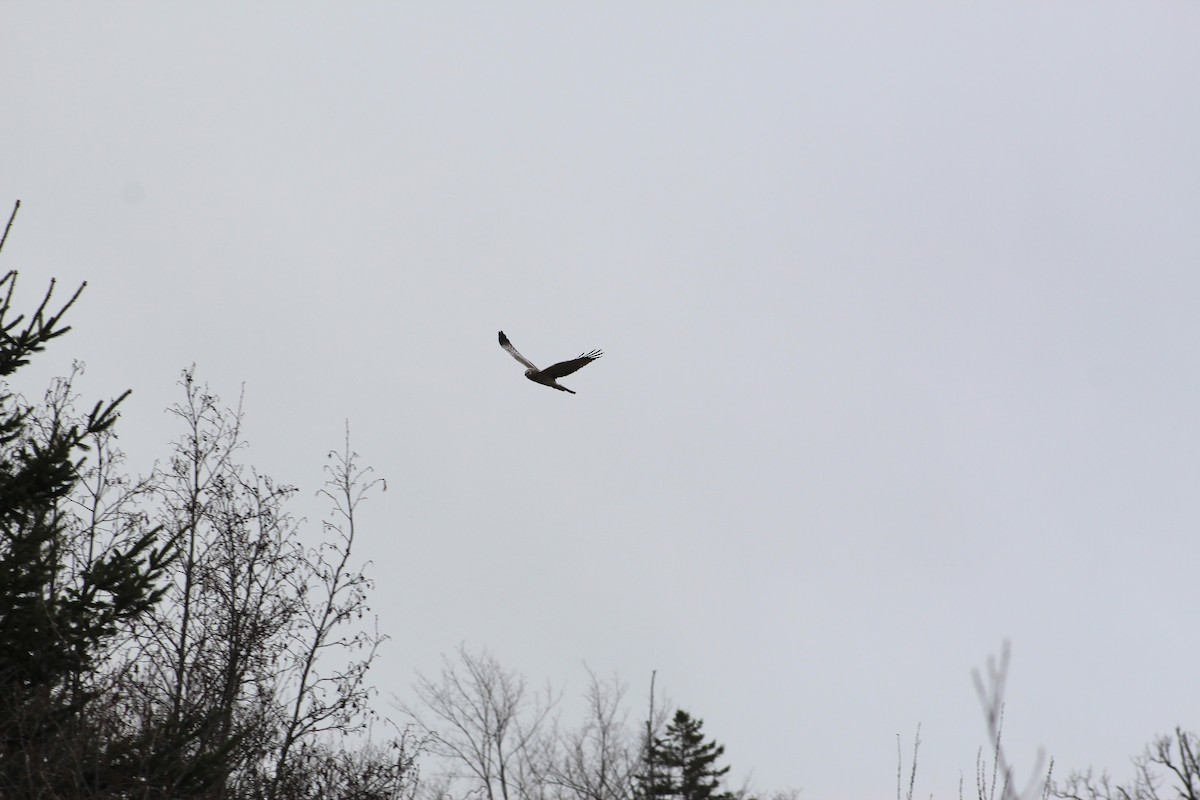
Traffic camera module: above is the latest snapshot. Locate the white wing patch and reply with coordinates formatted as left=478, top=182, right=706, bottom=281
left=498, top=331, right=538, bottom=370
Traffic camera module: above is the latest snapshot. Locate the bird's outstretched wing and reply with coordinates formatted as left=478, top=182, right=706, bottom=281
left=541, top=349, right=603, bottom=379
left=498, top=331, right=538, bottom=370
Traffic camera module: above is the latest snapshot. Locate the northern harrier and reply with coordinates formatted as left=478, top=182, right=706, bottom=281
left=498, top=331, right=602, bottom=394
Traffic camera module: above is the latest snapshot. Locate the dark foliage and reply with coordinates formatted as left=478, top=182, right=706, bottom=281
left=636, top=710, right=733, bottom=800
left=0, top=268, right=173, bottom=798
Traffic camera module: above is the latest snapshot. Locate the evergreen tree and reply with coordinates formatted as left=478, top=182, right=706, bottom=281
left=0, top=261, right=172, bottom=795
left=636, top=710, right=734, bottom=800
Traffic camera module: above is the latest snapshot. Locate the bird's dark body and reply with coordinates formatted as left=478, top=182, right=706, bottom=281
left=526, top=370, right=575, bottom=393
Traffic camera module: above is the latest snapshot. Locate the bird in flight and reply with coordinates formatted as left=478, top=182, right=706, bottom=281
left=498, top=331, right=602, bottom=394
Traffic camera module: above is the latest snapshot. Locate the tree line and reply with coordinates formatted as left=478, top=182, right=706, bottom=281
left=0, top=272, right=760, bottom=800
left=0, top=203, right=1195, bottom=800
left=0, top=204, right=761, bottom=800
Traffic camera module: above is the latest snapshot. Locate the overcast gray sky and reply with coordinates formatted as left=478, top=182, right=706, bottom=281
left=3, top=4, right=1200, bottom=799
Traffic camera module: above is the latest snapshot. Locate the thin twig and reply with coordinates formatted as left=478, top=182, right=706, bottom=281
left=0, top=199, right=19, bottom=253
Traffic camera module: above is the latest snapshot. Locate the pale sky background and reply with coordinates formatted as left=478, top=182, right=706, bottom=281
left=3, top=4, right=1199, bottom=799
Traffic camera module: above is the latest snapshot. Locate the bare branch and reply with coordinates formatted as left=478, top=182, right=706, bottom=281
left=0, top=200, right=19, bottom=253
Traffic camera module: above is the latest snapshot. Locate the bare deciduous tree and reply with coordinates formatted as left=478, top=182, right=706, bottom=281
left=107, top=371, right=404, bottom=798
left=269, top=428, right=390, bottom=798
left=972, top=643, right=1054, bottom=800
left=1055, top=729, right=1200, bottom=800
left=405, top=645, right=558, bottom=800
left=121, top=370, right=302, bottom=795
left=542, top=670, right=637, bottom=800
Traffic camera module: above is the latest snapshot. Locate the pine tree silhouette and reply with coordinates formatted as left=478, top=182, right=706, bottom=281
left=0, top=262, right=171, bottom=796
left=637, top=710, right=734, bottom=800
